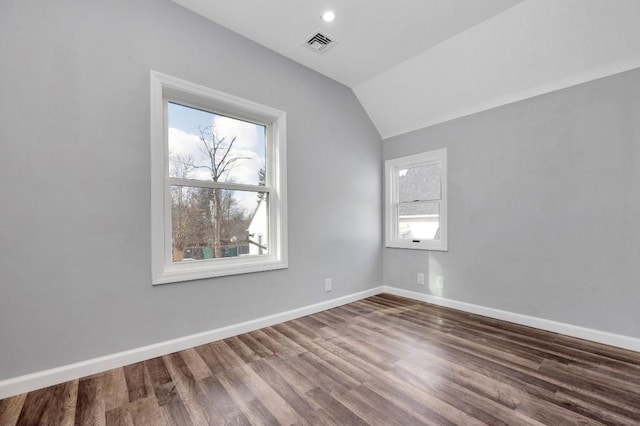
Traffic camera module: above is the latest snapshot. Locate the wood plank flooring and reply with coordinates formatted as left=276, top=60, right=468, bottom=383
left=1, top=294, right=639, bottom=425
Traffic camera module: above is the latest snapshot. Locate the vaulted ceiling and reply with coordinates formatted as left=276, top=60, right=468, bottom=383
left=172, top=0, right=640, bottom=139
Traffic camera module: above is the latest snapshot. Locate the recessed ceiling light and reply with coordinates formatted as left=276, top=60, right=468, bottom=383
left=322, top=11, right=335, bottom=22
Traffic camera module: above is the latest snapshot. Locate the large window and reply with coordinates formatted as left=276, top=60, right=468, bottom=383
left=151, top=72, right=287, bottom=284
left=385, top=148, right=447, bottom=251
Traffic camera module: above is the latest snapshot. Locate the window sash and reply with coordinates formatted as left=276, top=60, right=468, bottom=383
left=168, top=177, right=271, bottom=194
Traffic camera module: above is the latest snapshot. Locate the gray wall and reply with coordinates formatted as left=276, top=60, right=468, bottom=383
left=384, top=68, right=640, bottom=338
left=0, top=0, right=382, bottom=380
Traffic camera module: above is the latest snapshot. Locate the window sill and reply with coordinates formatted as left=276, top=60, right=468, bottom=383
left=152, top=256, right=287, bottom=285
left=385, top=241, right=448, bottom=251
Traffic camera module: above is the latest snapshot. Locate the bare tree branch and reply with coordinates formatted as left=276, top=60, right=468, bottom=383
left=188, top=124, right=252, bottom=258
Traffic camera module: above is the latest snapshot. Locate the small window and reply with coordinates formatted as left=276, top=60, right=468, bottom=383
left=151, top=72, right=287, bottom=284
left=385, top=149, right=447, bottom=251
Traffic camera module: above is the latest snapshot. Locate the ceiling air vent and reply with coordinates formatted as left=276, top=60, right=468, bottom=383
left=305, top=32, right=336, bottom=54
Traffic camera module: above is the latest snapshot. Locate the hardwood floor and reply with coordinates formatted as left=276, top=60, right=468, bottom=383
left=1, top=294, right=639, bottom=425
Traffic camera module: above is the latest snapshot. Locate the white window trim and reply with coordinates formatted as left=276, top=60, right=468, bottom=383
left=385, top=148, right=448, bottom=251
left=150, top=71, right=287, bottom=285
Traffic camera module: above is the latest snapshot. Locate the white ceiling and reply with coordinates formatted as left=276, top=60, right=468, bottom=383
left=171, top=0, right=522, bottom=88
left=172, top=0, right=640, bottom=139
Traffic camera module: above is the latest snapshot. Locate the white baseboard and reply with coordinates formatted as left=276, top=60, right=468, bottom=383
left=4, top=285, right=636, bottom=400
left=383, top=286, right=640, bottom=353
left=0, top=286, right=385, bottom=400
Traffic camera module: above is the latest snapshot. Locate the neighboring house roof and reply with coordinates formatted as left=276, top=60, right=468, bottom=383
left=398, top=165, right=441, bottom=216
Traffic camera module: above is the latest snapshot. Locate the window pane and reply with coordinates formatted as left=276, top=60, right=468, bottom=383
left=398, top=201, right=440, bottom=240
left=398, top=163, right=441, bottom=202
left=171, top=186, right=268, bottom=262
left=168, top=102, right=266, bottom=186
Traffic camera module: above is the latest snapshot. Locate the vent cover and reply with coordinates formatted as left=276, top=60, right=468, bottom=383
left=305, top=32, right=336, bottom=54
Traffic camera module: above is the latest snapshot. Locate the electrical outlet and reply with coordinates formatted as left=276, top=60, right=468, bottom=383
left=417, top=273, right=425, bottom=286
left=436, top=276, right=444, bottom=289
left=324, top=278, right=332, bottom=292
